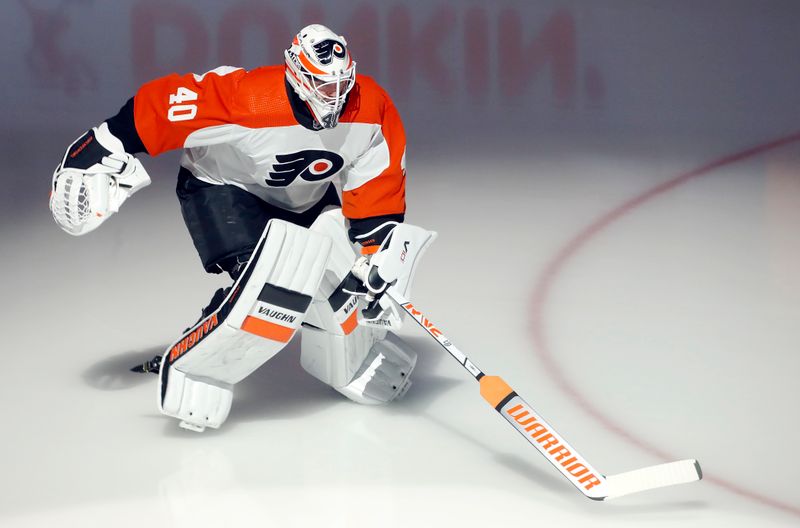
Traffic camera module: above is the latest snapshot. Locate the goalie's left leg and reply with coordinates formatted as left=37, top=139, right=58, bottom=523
left=300, top=210, right=420, bottom=404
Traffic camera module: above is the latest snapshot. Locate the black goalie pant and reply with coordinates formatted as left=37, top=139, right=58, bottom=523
left=176, top=167, right=341, bottom=277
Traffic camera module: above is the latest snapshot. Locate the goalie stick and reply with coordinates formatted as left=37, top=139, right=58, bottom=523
left=386, top=289, right=702, bottom=500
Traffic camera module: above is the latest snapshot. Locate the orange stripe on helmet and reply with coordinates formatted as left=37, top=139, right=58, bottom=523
left=286, top=65, right=312, bottom=90
left=241, top=316, right=295, bottom=343
left=298, top=51, right=327, bottom=75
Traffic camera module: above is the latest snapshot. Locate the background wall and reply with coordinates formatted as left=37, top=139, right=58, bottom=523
left=4, top=0, right=800, bottom=230
left=5, top=1, right=800, bottom=174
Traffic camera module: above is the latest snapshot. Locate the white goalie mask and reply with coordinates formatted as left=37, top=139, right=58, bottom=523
left=284, top=24, right=356, bottom=129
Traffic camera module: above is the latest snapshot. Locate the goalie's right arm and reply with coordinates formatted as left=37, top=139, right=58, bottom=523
left=50, top=67, right=250, bottom=236
left=50, top=99, right=151, bottom=236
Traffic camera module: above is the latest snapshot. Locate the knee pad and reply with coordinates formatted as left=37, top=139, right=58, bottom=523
left=160, top=219, right=332, bottom=431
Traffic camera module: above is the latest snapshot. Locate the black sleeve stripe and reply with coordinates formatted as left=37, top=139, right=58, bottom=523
left=106, top=97, right=147, bottom=154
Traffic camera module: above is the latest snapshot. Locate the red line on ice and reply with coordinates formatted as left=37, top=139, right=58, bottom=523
left=530, top=131, right=800, bottom=517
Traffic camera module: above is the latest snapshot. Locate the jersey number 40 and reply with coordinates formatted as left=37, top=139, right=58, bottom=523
left=168, top=87, right=199, bottom=122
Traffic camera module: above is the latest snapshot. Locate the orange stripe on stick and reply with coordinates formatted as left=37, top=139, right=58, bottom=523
left=479, top=375, right=514, bottom=409
left=298, top=51, right=327, bottom=75
left=241, top=316, right=295, bottom=343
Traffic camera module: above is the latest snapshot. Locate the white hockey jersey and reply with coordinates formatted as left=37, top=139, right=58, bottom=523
left=132, top=65, right=406, bottom=219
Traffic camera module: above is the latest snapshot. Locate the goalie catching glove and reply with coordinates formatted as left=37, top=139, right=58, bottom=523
left=49, top=123, right=150, bottom=236
left=349, top=221, right=437, bottom=324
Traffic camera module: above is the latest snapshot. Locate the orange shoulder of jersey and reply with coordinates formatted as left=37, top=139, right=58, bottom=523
left=133, top=65, right=295, bottom=156
left=340, top=75, right=407, bottom=220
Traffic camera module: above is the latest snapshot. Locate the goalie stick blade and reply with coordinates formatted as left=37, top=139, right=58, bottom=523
left=481, top=376, right=702, bottom=500
left=602, top=459, right=702, bottom=500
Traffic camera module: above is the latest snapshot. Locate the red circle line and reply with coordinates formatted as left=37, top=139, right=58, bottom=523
left=530, top=131, right=800, bottom=517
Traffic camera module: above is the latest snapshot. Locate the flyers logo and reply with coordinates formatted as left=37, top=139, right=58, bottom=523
left=266, top=150, right=345, bottom=187
left=312, top=39, right=346, bottom=65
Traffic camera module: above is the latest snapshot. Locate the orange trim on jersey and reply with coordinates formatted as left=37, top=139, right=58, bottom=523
left=340, top=76, right=407, bottom=219
left=343, top=174, right=405, bottom=218
left=134, top=66, right=297, bottom=156
left=298, top=51, right=327, bottom=75
left=360, top=245, right=380, bottom=255
left=133, top=67, right=406, bottom=223
left=241, top=316, right=295, bottom=343
left=340, top=311, right=358, bottom=335
left=339, top=76, right=383, bottom=125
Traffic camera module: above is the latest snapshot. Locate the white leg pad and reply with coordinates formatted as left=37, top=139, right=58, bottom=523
left=300, top=209, right=419, bottom=404
left=301, top=325, right=417, bottom=404
left=334, top=332, right=417, bottom=404
left=161, top=370, right=233, bottom=432
left=159, top=219, right=332, bottom=431
left=301, top=324, right=385, bottom=388
left=303, top=209, right=365, bottom=333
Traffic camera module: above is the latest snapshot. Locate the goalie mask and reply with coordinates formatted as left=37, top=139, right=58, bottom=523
left=284, top=24, right=356, bottom=129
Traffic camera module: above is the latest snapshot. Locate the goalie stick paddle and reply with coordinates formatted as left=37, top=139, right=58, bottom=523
left=386, top=289, right=702, bottom=500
